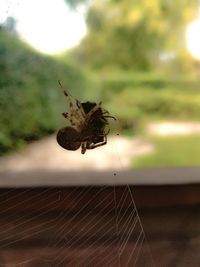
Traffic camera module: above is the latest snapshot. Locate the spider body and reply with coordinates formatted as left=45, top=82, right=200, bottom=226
left=56, top=81, right=115, bottom=154
left=56, top=127, right=81, bottom=151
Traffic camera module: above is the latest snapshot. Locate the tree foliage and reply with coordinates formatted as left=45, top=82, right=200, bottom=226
left=64, top=0, right=89, bottom=9
left=73, top=0, right=197, bottom=70
left=0, top=25, right=88, bottom=155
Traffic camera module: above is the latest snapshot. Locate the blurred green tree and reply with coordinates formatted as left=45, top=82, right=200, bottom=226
left=0, top=24, right=89, bottom=155
left=72, top=0, right=197, bottom=71
left=64, top=0, right=89, bottom=9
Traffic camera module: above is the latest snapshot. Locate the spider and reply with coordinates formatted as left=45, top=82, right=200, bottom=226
left=56, top=81, right=116, bottom=154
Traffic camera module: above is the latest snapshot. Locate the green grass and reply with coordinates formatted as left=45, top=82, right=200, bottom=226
left=133, top=135, right=200, bottom=168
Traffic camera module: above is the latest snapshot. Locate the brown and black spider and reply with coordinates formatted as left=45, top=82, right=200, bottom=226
left=56, top=81, right=116, bottom=154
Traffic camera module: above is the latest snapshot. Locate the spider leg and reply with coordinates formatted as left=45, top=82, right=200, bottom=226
left=62, top=112, right=76, bottom=126
left=86, top=106, right=116, bottom=122
left=104, top=128, right=110, bottom=135
left=101, top=110, right=109, bottom=115
left=103, top=115, right=116, bottom=121
left=84, top=104, right=101, bottom=124
left=76, top=99, right=81, bottom=108
left=87, top=136, right=107, bottom=150
left=76, top=100, right=86, bottom=118
left=62, top=112, right=68, bottom=118
left=58, top=80, right=85, bottom=129
left=81, top=142, right=87, bottom=154
left=101, top=109, right=116, bottom=120
left=58, top=80, right=71, bottom=100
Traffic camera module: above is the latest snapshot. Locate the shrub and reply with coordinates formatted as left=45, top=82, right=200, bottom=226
left=0, top=28, right=89, bottom=155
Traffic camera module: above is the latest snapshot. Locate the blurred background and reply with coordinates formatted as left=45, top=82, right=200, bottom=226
left=1, top=0, right=200, bottom=170
left=0, top=0, right=200, bottom=266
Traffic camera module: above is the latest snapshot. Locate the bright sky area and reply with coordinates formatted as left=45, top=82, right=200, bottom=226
left=1, top=0, right=200, bottom=59
left=0, top=0, right=87, bottom=54
left=186, top=18, right=200, bottom=60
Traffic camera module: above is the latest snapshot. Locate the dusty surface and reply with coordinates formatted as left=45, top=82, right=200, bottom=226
left=0, top=135, right=154, bottom=172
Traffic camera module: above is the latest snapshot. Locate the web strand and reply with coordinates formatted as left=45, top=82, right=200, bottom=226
left=111, top=135, right=156, bottom=266
left=0, top=137, right=156, bottom=266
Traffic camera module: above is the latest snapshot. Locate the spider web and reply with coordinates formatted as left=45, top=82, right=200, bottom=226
left=0, top=187, right=155, bottom=266
left=0, top=139, right=155, bottom=267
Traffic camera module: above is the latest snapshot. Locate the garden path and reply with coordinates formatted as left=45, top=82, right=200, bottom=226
left=0, top=135, right=154, bottom=172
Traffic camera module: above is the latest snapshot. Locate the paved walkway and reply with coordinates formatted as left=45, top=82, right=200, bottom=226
left=2, top=121, right=200, bottom=173
left=0, top=135, right=154, bottom=172
left=148, top=121, right=200, bottom=136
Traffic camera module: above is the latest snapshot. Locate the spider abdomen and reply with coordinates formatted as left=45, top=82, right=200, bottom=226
left=56, top=127, right=81, bottom=151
